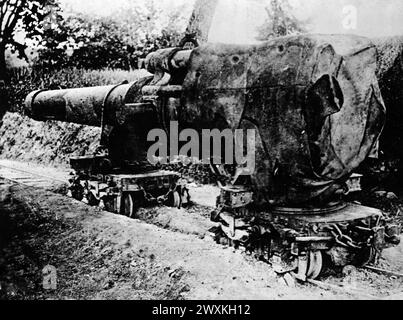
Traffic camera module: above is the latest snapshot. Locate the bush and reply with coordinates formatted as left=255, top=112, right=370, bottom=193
left=6, top=67, right=148, bottom=113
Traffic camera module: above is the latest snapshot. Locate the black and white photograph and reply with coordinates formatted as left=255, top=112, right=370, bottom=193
left=0, top=0, right=403, bottom=305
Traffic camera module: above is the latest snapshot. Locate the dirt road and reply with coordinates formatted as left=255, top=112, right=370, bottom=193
left=0, top=172, right=402, bottom=300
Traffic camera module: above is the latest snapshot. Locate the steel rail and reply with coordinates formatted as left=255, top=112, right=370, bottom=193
left=0, top=163, right=67, bottom=186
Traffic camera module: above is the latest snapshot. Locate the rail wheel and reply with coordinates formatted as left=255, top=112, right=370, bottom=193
left=102, top=196, right=116, bottom=213
left=86, top=191, right=100, bottom=206
left=122, top=193, right=137, bottom=218
left=306, top=251, right=323, bottom=279
left=168, top=191, right=182, bottom=208
left=70, top=181, right=84, bottom=201
left=180, top=188, right=191, bottom=207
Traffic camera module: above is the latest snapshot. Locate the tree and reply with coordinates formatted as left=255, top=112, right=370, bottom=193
left=257, top=0, right=307, bottom=41
left=36, top=1, right=187, bottom=70
left=109, top=0, right=186, bottom=64
left=36, top=14, right=137, bottom=70
left=0, top=0, right=59, bottom=80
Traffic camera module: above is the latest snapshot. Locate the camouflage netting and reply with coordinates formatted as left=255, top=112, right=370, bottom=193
left=179, top=35, right=385, bottom=205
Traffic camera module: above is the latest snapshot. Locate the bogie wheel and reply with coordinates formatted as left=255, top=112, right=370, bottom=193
left=103, top=196, right=116, bottom=213
left=122, top=193, right=138, bottom=218
left=168, top=191, right=182, bottom=209
left=86, top=191, right=100, bottom=206
left=180, top=188, right=191, bottom=207
left=306, top=251, right=323, bottom=280
left=70, top=183, right=84, bottom=201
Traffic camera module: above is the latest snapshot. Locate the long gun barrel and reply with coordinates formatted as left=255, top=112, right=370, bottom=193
left=24, top=47, right=193, bottom=128
left=24, top=80, right=156, bottom=127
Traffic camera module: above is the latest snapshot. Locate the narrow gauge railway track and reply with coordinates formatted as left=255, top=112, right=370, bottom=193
left=0, top=162, right=67, bottom=189
left=0, top=161, right=402, bottom=300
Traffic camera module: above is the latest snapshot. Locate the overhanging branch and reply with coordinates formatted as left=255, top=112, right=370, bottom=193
left=3, top=0, right=24, bottom=38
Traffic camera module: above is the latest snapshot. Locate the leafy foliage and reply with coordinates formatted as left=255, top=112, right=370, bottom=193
left=36, top=14, right=133, bottom=70
left=35, top=1, right=186, bottom=70
left=0, top=0, right=59, bottom=79
left=257, top=0, right=308, bottom=40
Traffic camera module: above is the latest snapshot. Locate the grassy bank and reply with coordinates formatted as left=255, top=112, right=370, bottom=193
left=0, top=67, right=147, bottom=167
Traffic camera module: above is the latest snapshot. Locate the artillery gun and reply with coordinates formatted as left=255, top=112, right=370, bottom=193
left=24, top=1, right=401, bottom=280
